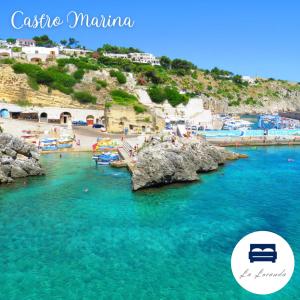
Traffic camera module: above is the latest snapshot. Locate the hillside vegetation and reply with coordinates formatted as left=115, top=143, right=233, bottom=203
left=3, top=42, right=300, bottom=112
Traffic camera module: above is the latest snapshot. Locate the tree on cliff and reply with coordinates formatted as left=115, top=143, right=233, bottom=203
left=68, top=38, right=79, bottom=48
left=60, top=39, right=68, bottom=46
left=160, top=56, right=172, bottom=69
left=33, top=35, right=56, bottom=47
left=6, top=38, right=16, bottom=44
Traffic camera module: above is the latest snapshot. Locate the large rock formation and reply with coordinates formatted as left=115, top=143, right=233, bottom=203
left=132, top=137, right=246, bottom=190
left=0, top=133, right=44, bottom=184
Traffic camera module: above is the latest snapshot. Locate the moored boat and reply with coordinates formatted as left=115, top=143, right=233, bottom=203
left=93, top=152, right=120, bottom=166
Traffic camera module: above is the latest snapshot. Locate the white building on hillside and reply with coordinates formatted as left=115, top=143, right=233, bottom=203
left=242, top=76, right=256, bottom=84
left=103, top=52, right=160, bottom=65
left=103, top=53, right=128, bottom=59
left=22, top=46, right=59, bottom=62
left=0, top=102, right=104, bottom=125
left=153, top=97, right=213, bottom=129
left=16, top=39, right=36, bottom=47
left=0, top=40, right=9, bottom=48
left=60, top=48, right=92, bottom=56
left=128, top=53, right=160, bottom=65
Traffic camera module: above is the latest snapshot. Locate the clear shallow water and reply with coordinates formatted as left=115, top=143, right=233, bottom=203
left=0, top=147, right=299, bottom=300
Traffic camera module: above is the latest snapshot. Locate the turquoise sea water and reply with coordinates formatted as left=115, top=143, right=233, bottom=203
left=0, top=147, right=299, bottom=300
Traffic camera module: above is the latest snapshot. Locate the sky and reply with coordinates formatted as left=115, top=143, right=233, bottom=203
left=1, top=0, right=300, bottom=81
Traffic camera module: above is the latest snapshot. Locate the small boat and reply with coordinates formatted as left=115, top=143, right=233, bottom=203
left=41, top=145, right=58, bottom=151
left=93, top=152, right=120, bottom=165
left=40, top=138, right=58, bottom=151
left=223, top=119, right=252, bottom=130
left=57, top=143, right=73, bottom=149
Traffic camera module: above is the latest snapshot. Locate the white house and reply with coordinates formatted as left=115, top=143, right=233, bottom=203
left=22, top=46, right=59, bottom=62
left=36, top=107, right=104, bottom=125
left=242, top=76, right=256, bottom=84
left=128, top=53, right=160, bottom=65
left=103, top=53, right=128, bottom=59
left=0, top=40, right=9, bottom=48
left=0, top=102, right=104, bottom=125
left=103, top=52, right=160, bottom=65
left=16, top=39, right=36, bottom=47
left=60, top=48, right=92, bottom=56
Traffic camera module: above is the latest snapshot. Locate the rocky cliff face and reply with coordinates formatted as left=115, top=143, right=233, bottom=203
left=0, top=65, right=86, bottom=108
left=0, top=134, right=44, bottom=184
left=227, top=90, right=300, bottom=114
left=131, top=137, right=245, bottom=190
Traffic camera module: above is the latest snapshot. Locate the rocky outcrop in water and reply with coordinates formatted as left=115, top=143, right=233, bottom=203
left=0, top=133, right=44, bottom=184
left=131, top=137, right=246, bottom=190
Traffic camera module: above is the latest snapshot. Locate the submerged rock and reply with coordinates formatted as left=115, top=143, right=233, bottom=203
left=0, top=133, right=44, bottom=184
left=132, top=137, right=246, bottom=191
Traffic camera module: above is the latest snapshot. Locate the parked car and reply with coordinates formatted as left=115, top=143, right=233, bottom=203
left=72, top=121, right=87, bottom=126
left=92, top=124, right=105, bottom=129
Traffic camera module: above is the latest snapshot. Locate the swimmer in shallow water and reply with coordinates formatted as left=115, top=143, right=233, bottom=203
left=84, top=188, right=89, bottom=193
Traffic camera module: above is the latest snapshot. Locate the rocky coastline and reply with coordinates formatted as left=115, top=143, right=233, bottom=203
left=0, top=133, right=44, bottom=184
left=131, top=137, right=246, bottom=191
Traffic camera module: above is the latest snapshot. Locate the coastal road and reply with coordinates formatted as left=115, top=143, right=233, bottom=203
left=73, top=126, right=137, bottom=139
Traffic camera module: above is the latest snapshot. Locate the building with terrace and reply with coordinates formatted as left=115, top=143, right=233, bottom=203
left=16, top=39, right=36, bottom=47
left=0, top=102, right=104, bottom=125
left=103, top=52, right=160, bottom=65
left=22, top=46, right=59, bottom=62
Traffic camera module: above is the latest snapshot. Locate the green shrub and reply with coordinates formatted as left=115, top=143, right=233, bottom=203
left=12, top=47, right=21, bottom=52
left=14, top=99, right=31, bottom=106
left=110, top=89, right=137, bottom=105
left=57, top=57, right=98, bottom=71
left=171, top=59, right=196, bottom=74
left=98, top=44, right=142, bottom=54
left=110, top=70, right=127, bottom=84
left=73, top=68, right=85, bottom=81
left=164, top=87, right=188, bottom=106
left=36, top=70, right=54, bottom=85
left=73, top=91, right=97, bottom=104
left=0, top=58, right=15, bottom=65
left=229, top=98, right=241, bottom=106
left=145, top=70, right=165, bottom=84
left=148, top=85, right=189, bottom=106
left=93, top=79, right=108, bottom=88
left=191, top=71, right=198, bottom=79
left=52, top=82, right=73, bottom=95
left=110, top=90, right=147, bottom=113
left=134, top=104, right=147, bottom=114
left=27, top=77, right=39, bottom=91
left=12, top=63, right=77, bottom=95
left=13, top=63, right=41, bottom=77
left=147, top=86, right=165, bottom=103
left=244, top=97, right=257, bottom=105
left=105, top=102, right=112, bottom=108
left=47, top=67, right=77, bottom=87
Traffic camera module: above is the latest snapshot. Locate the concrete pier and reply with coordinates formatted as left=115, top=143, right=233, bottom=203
left=207, top=136, right=300, bottom=147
